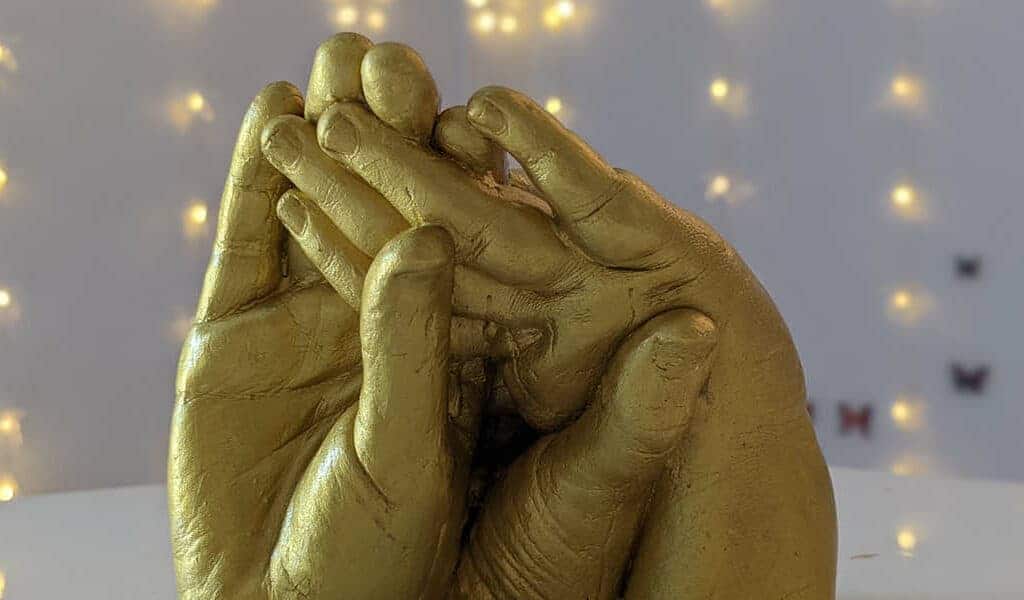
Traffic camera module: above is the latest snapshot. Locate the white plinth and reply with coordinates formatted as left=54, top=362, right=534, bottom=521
left=0, top=468, right=1020, bottom=599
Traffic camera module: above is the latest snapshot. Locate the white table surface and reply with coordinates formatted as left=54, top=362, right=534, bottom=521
left=0, top=467, right=1020, bottom=599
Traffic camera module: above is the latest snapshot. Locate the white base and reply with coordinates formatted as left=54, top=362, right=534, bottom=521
left=0, top=467, right=1020, bottom=599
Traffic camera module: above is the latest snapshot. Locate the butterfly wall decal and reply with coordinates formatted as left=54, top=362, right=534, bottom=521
left=839, top=403, right=873, bottom=437
left=950, top=363, right=990, bottom=394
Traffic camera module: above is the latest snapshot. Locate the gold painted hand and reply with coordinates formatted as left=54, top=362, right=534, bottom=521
left=260, top=39, right=733, bottom=599
left=169, top=36, right=490, bottom=599
left=271, top=72, right=837, bottom=596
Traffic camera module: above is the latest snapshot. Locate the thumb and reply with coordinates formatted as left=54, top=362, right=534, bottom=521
left=454, top=309, right=716, bottom=600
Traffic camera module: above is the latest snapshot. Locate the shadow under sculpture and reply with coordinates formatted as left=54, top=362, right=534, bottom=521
left=169, top=33, right=838, bottom=600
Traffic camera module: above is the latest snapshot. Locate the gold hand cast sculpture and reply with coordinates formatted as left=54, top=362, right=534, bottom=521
left=170, top=33, right=837, bottom=599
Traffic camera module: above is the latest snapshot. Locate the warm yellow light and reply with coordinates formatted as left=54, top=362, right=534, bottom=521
left=467, top=0, right=488, bottom=7
left=708, top=175, right=732, bottom=198
left=475, top=11, right=497, bottom=33
left=891, top=184, right=915, bottom=207
left=545, top=97, right=564, bottom=115
left=0, top=167, right=8, bottom=192
left=366, top=10, right=386, bottom=31
left=0, top=479, right=16, bottom=502
left=542, top=6, right=564, bottom=29
left=188, top=202, right=208, bottom=225
left=0, top=414, right=17, bottom=435
left=335, top=6, right=359, bottom=26
left=890, top=290, right=912, bottom=311
left=710, top=78, right=730, bottom=101
left=500, top=15, right=519, bottom=33
left=897, top=528, right=917, bottom=552
left=891, top=76, right=914, bottom=98
left=0, top=289, right=10, bottom=309
left=556, top=0, right=576, bottom=18
left=186, top=92, right=206, bottom=114
left=891, top=401, right=910, bottom=423
left=0, top=570, right=6, bottom=598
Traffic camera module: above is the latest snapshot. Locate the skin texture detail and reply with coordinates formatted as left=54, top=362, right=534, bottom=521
left=169, top=33, right=837, bottom=599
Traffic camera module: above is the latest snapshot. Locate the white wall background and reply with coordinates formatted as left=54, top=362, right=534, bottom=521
left=0, top=0, right=1021, bottom=496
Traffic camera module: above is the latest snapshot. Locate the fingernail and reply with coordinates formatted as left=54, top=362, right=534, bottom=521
left=261, top=124, right=303, bottom=166
left=320, top=114, right=359, bottom=157
left=276, top=192, right=308, bottom=235
left=467, top=99, right=507, bottom=135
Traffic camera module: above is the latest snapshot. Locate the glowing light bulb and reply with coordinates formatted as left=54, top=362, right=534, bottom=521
left=710, top=78, right=730, bottom=101
left=0, top=166, right=8, bottom=192
left=892, top=184, right=915, bottom=207
left=556, top=0, right=576, bottom=18
left=707, top=175, right=732, bottom=199
left=890, top=290, right=912, bottom=311
left=545, top=97, right=564, bottom=115
left=542, top=6, right=564, bottom=29
left=0, top=414, right=17, bottom=435
left=891, top=76, right=914, bottom=98
left=467, top=0, right=488, bottom=7
left=891, top=401, right=910, bottom=423
left=475, top=11, right=497, bottom=33
left=188, top=201, right=208, bottom=225
left=0, top=478, right=16, bottom=502
left=335, top=6, right=359, bottom=26
left=366, top=10, right=386, bottom=31
left=500, top=15, right=519, bottom=33
left=0, top=289, right=11, bottom=309
left=186, top=92, right=206, bottom=114
left=897, top=528, right=917, bottom=552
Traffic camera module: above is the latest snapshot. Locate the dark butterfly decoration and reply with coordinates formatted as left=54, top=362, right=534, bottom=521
left=839, top=403, right=872, bottom=437
left=955, top=255, right=982, bottom=280
left=950, top=363, right=990, bottom=394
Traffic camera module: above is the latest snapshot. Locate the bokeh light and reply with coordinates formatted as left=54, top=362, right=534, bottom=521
left=0, top=477, right=17, bottom=502
left=897, top=527, right=918, bottom=553
left=334, top=5, right=359, bottom=27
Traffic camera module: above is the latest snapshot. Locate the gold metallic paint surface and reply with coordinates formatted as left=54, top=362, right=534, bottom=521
left=170, top=34, right=837, bottom=599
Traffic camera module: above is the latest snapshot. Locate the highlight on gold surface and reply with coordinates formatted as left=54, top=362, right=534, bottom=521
left=886, top=285, right=933, bottom=325
left=0, top=166, right=8, bottom=194
left=466, top=0, right=488, bottom=7
left=0, top=477, right=17, bottom=503
left=334, top=5, right=359, bottom=27
left=183, top=198, right=211, bottom=238
left=0, top=288, right=11, bottom=309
